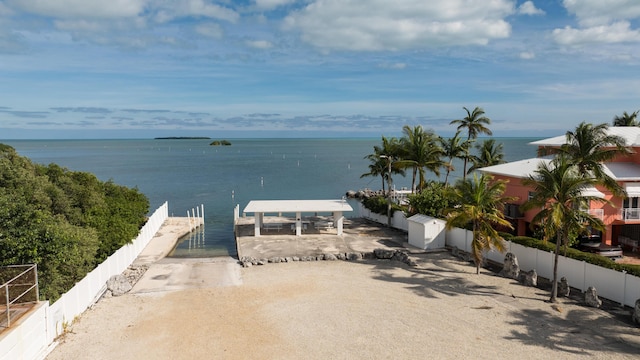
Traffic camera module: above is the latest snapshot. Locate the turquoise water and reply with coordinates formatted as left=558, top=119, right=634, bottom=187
left=2, top=137, right=541, bottom=257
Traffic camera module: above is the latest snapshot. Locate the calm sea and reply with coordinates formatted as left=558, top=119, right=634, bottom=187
left=2, top=137, right=541, bottom=257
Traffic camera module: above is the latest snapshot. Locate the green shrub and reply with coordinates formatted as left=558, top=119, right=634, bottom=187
left=361, top=195, right=402, bottom=216
left=509, top=236, right=640, bottom=277
left=0, top=144, right=150, bottom=301
left=406, top=181, right=454, bottom=218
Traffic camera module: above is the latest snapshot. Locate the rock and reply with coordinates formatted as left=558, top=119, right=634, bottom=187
left=451, top=246, right=459, bottom=257
left=292, top=256, right=300, bottom=262
left=347, top=252, right=363, bottom=261
left=558, top=277, right=570, bottom=298
left=324, top=253, right=337, bottom=261
left=632, top=299, right=640, bottom=326
left=106, top=274, right=132, bottom=297
left=316, top=254, right=325, bottom=261
left=373, top=248, right=395, bottom=259
left=241, top=261, right=252, bottom=268
left=336, top=253, right=347, bottom=260
left=346, top=190, right=357, bottom=198
left=500, top=253, right=520, bottom=280
left=584, top=286, right=602, bottom=308
left=521, top=269, right=537, bottom=287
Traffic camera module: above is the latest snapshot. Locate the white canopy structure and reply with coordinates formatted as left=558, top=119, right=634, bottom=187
left=243, top=199, right=353, bottom=236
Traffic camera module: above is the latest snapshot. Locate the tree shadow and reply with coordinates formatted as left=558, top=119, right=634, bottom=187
left=366, top=256, right=502, bottom=299
left=505, top=307, right=640, bottom=356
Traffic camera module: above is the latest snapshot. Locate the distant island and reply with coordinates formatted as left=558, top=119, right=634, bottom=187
left=210, top=140, right=232, bottom=146
left=155, top=137, right=211, bottom=140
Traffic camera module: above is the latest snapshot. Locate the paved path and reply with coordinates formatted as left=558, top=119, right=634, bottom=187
left=130, top=217, right=243, bottom=295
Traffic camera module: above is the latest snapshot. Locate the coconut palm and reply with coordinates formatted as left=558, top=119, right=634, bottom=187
left=553, top=122, right=631, bottom=197
left=438, top=131, right=470, bottom=186
left=361, top=136, right=404, bottom=193
left=468, top=139, right=506, bottom=174
left=444, top=173, right=514, bottom=274
left=612, top=110, right=639, bottom=126
left=450, top=106, right=493, bottom=179
left=522, top=155, right=608, bottom=302
left=398, top=125, right=445, bottom=193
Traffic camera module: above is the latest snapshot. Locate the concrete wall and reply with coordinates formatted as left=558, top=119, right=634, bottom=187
left=0, top=202, right=169, bottom=360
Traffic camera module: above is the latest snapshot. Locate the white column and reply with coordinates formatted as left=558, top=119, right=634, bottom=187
left=334, top=211, right=344, bottom=236
left=255, top=212, right=262, bottom=237
left=296, top=212, right=302, bottom=236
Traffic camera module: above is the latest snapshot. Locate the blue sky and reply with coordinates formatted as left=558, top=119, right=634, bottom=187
left=1, top=0, right=639, bottom=139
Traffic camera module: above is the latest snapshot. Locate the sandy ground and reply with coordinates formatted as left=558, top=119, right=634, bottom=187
left=47, top=252, right=640, bottom=360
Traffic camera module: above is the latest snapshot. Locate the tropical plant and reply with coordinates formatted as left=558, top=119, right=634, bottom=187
left=361, top=136, right=404, bottom=193
left=552, top=122, right=631, bottom=197
left=443, top=173, right=514, bottom=274
left=521, top=155, right=608, bottom=302
left=438, top=131, right=469, bottom=186
left=398, top=125, right=445, bottom=193
left=468, top=139, right=506, bottom=174
left=450, top=106, right=493, bottom=179
left=612, top=110, right=639, bottom=126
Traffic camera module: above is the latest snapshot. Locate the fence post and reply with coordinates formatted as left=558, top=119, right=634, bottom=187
left=622, top=270, right=627, bottom=306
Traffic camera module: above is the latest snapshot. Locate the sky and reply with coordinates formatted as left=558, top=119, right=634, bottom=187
left=1, top=0, right=639, bottom=139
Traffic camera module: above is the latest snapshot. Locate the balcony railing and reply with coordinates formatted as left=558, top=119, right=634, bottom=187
left=587, top=209, right=604, bottom=219
left=620, top=208, right=640, bottom=221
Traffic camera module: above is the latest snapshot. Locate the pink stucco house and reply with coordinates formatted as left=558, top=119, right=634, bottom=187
left=480, top=127, right=640, bottom=250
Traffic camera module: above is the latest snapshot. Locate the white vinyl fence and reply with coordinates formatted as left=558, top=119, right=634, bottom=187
left=0, top=202, right=169, bottom=360
left=358, top=202, right=409, bottom=231
left=446, top=227, right=640, bottom=308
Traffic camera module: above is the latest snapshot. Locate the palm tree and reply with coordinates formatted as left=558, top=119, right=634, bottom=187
left=361, top=136, right=404, bottom=193
left=438, top=131, right=469, bottom=186
left=398, top=125, right=445, bottom=193
left=450, top=106, right=493, bottom=179
left=522, top=155, right=607, bottom=302
left=467, top=139, right=506, bottom=174
left=553, top=122, right=631, bottom=197
left=444, top=173, right=514, bottom=274
left=612, top=110, right=639, bottom=126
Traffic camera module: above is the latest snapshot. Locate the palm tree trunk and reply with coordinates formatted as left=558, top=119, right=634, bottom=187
left=444, top=159, right=452, bottom=185
left=550, top=232, right=561, bottom=303
left=411, top=168, right=417, bottom=193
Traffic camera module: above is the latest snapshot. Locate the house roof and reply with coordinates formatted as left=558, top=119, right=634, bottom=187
left=478, top=157, right=552, bottom=178
left=243, top=200, right=353, bottom=214
left=603, top=162, right=640, bottom=181
left=480, top=158, right=640, bottom=182
left=529, top=126, right=640, bottom=147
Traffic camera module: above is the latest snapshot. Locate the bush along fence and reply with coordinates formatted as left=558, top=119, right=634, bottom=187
left=0, top=202, right=169, bottom=360
left=446, top=226, right=640, bottom=308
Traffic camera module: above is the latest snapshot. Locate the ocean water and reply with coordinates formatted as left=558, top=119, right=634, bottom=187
left=2, top=137, right=541, bottom=257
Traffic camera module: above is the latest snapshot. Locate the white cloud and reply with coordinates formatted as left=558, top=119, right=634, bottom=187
left=153, top=0, right=239, bottom=24
left=517, top=1, right=544, bottom=16
left=246, top=39, right=273, bottom=49
left=254, top=0, right=296, bottom=10
left=553, top=21, right=640, bottom=45
left=283, top=0, right=514, bottom=51
left=378, top=62, right=407, bottom=69
left=519, top=51, right=535, bottom=59
left=8, top=0, right=146, bottom=19
left=195, top=23, right=224, bottom=39
left=562, top=0, right=640, bottom=27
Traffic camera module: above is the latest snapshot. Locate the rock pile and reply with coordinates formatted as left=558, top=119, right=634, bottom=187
left=104, top=264, right=149, bottom=298
left=499, top=253, right=520, bottom=280
left=584, top=286, right=602, bottom=308
left=239, top=248, right=418, bottom=268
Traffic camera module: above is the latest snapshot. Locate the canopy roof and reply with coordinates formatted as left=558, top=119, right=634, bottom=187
left=243, top=200, right=353, bottom=214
